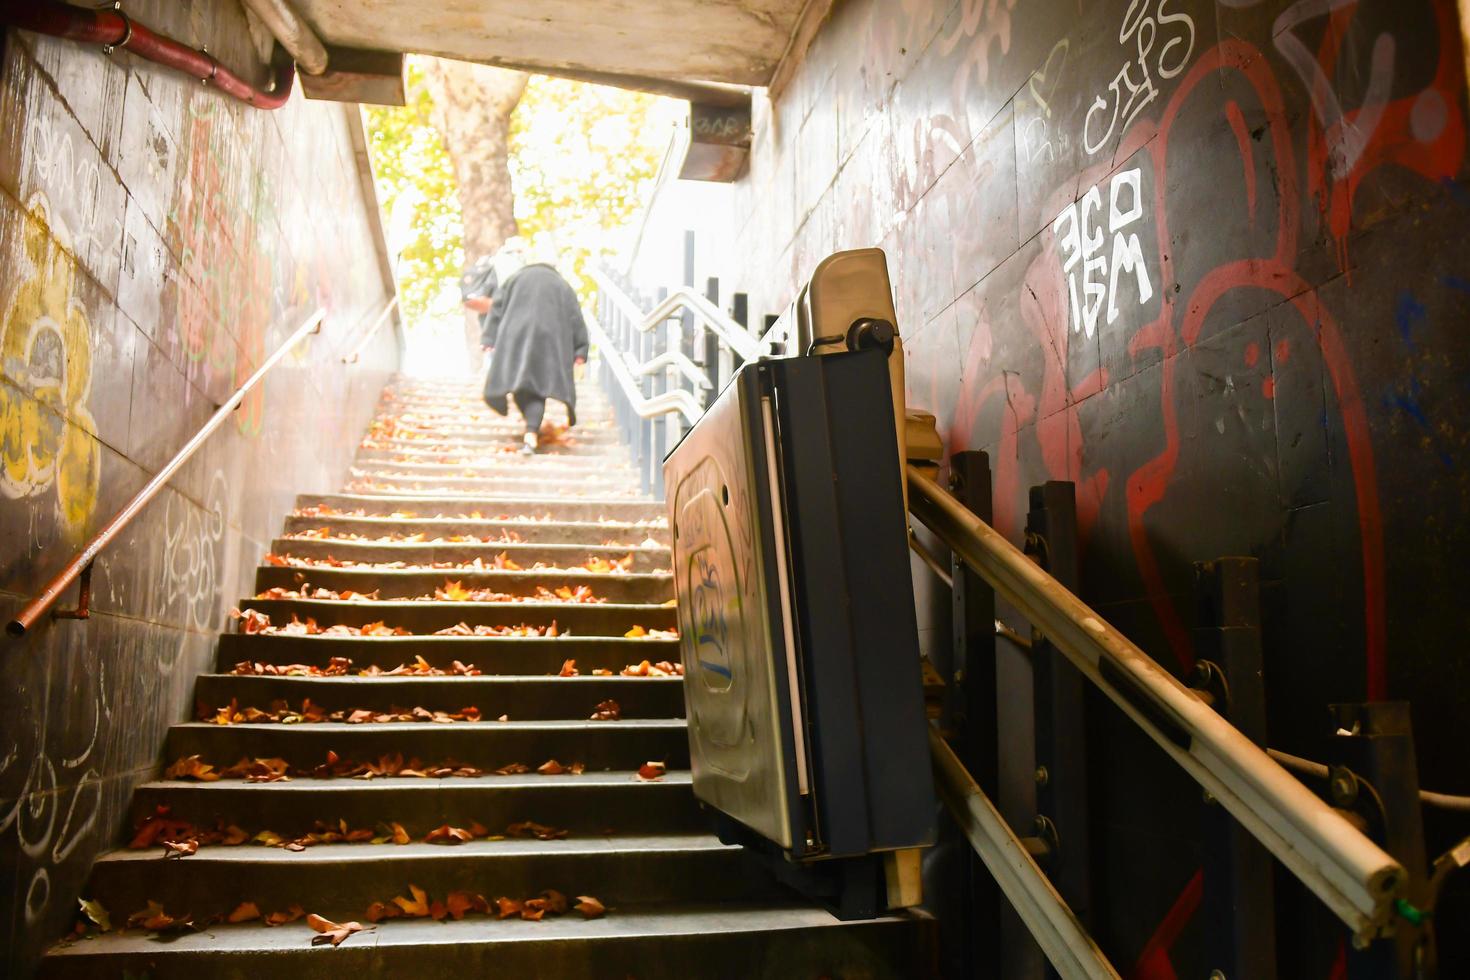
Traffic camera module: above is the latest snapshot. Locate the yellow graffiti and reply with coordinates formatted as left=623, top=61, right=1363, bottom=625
left=0, top=195, right=100, bottom=538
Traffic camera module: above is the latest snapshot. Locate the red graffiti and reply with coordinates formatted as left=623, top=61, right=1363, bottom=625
left=949, top=3, right=1465, bottom=687
left=1129, top=868, right=1203, bottom=980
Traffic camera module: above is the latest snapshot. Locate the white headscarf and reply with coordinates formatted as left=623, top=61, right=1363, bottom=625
left=492, top=236, right=528, bottom=284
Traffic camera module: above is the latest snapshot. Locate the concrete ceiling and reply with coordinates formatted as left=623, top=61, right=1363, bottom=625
left=290, top=0, right=811, bottom=87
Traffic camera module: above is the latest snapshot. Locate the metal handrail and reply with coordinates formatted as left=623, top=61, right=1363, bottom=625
left=586, top=310, right=702, bottom=423
left=590, top=268, right=763, bottom=361
left=930, top=727, right=1121, bottom=979
left=7, top=308, right=327, bottom=638
left=342, top=294, right=399, bottom=363
left=905, top=464, right=1405, bottom=944
left=633, top=349, right=712, bottom=389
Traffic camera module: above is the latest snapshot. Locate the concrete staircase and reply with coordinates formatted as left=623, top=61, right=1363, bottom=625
left=41, top=376, right=934, bottom=979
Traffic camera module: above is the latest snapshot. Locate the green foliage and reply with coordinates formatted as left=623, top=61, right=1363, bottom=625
left=364, top=65, right=672, bottom=325
left=508, top=77, right=669, bottom=303
left=364, top=61, right=463, bottom=324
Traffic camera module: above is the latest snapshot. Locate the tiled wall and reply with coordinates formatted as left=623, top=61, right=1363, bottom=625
left=0, top=2, right=398, bottom=969
left=732, top=0, right=1470, bottom=972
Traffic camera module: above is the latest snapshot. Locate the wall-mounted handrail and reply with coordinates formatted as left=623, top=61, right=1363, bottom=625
left=590, top=268, right=763, bottom=362
left=7, top=308, right=327, bottom=638
left=930, top=727, right=1121, bottom=979
left=586, top=310, right=702, bottom=423
left=342, top=294, right=399, bottom=364
left=905, top=464, right=1405, bottom=944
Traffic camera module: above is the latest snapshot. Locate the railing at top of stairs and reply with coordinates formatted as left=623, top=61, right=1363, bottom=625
left=587, top=268, right=766, bottom=497
left=7, top=298, right=397, bottom=638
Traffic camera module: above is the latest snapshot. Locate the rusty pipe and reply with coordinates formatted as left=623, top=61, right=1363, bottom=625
left=2, top=1, right=295, bottom=109
left=240, top=0, right=328, bottom=75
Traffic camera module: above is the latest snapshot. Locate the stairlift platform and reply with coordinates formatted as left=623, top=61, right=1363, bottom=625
left=663, top=346, right=935, bottom=913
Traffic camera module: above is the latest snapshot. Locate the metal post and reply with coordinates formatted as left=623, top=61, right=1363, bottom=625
left=1330, top=702, right=1433, bottom=979
left=1026, top=482, right=1091, bottom=936
left=727, top=291, right=748, bottom=383
left=950, top=451, right=1001, bottom=976
left=1194, top=558, right=1277, bottom=980
left=703, top=276, right=722, bottom=405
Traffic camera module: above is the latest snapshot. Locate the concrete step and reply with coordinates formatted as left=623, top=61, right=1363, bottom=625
left=42, top=904, right=936, bottom=980
left=232, top=597, right=676, bottom=636
left=358, top=437, right=631, bottom=458
left=252, top=567, right=672, bottom=604
left=341, top=482, right=644, bottom=500
left=277, top=518, right=669, bottom=548
left=347, top=455, right=639, bottom=477
left=162, top=718, right=690, bottom=773
left=128, top=772, right=706, bottom=839
left=342, top=473, right=641, bottom=496
left=215, top=633, right=681, bottom=675
left=295, top=494, right=665, bottom=523
left=193, top=674, right=686, bottom=721
left=81, top=835, right=783, bottom=926
left=367, top=423, right=626, bottom=444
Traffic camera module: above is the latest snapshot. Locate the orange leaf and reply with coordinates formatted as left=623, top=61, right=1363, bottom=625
left=574, top=895, right=606, bottom=918
left=393, top=884, right=430, bottom=917
left=637, top=761, right=667, bottom=781
left=424, top=824, right=473, bottom=845
left=445, top=891, right=477, bottom=921
left=365, top=901, right=400, bottom=923
left=390, top=822, right=410, bottom=845
left=265, top=904, right=305, bottom=926
left=494, top=897, right=522, bottom=919
left=227, top=901, right=261, bottom=923
left=309, top=917, right=367, bottom=947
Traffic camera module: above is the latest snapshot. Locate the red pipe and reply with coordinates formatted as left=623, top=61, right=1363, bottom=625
left=2, top=1, right=295, bottom=109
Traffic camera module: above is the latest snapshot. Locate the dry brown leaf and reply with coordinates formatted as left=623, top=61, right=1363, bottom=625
left=424, top=824, right=473, bottom=845
left=393, top=884, right=430, bottom=917
left=265, top=904, right=305, bottom=926
left=445, top=891, right=478, bottom=921
left=307, top=914, right=367, bottom=947
left=574, top=895, right=606, bottom=919
left=227, top=901, right=261, bottom=923
left=162, top=839, right=198, bottom=859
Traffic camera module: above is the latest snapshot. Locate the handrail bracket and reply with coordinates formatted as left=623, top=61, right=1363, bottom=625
left=51, top=561, right=94, bottom=623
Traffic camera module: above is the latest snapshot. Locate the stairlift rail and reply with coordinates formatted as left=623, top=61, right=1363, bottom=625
left=906, top=464, right=1406, bottom=945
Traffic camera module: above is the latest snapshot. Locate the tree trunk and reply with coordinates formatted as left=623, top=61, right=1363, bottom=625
left=419, top=58, right=527, bottom=366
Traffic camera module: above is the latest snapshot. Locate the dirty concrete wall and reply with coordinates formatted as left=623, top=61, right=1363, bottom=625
left=0, top=1, right=399, bottom=970
left=732, top=0, right=1470, bottom=974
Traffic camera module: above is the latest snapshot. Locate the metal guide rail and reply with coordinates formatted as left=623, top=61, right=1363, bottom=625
left=906, top=464, right=1406, bottom=945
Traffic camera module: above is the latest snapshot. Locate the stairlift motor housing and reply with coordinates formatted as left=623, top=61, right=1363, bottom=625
left=664, top=249, right=935, bottom=913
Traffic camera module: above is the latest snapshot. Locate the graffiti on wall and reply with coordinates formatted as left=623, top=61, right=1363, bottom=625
left=1051, top=168, right=1155, bottom=337
left=165, top=93, right=275, bottom=434
left=0, top=196, right=100, bottom=538
left=155, top=469, right=228, bottom=632
left=1082, top=0, right=1198, bottom=155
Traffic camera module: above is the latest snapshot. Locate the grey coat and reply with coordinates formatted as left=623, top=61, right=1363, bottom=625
left=481, top=263, right=588, bottom=423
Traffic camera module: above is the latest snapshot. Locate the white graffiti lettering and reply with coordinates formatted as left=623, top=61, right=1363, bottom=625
left=1053, top=168, right=1155, bottom=337
left=1083, top=0, right=1197, bottom=155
